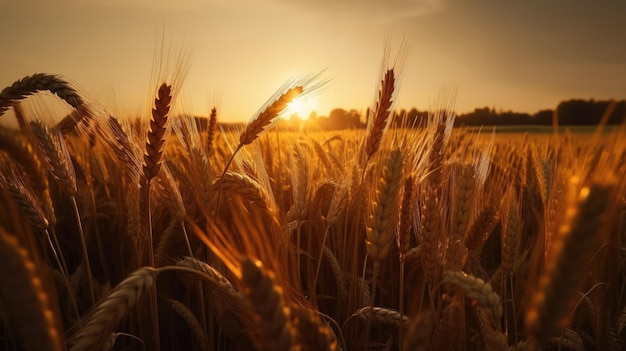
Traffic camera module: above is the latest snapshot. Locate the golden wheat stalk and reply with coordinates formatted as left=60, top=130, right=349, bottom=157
left=416, top=188, right=445, bottom=286
left=0, top=163, right=49, bottom=232
left=30, top=118, right=97, bottom=303
left=206, top=107, right=218, bottom=154
left=442, top=270, right=503, bottom=323
left=155, top=163, right=187, bottom=222
left=215, top=171, right=270, bottom=208
left=143, top=83, right=172, bottom=184
left=366, top=148, right=403, bottom=263
left=445, top=163, right=475, bottom=270
left=525, top=180, right=611, bottom=344
left=0, top=229, right=63, bottom=351
left=364, top=68, right=395, bottom=164
left=0, top=73, right=85, bottom=115
left=30, top=119, right=77, bottom=196
left=0, top=125, right=54, bottom=223
left=215, top=81, right=306, bottom=217
left=363, top=148, right=403, bottom=345
left=426, top=93, right=456, bottom=188
left=353, top=306, right=409, bottom=328
left=174, top=257, right=252, bottom=337
left=239, top=86, right=303, bottom=146
left=105, top=115, right=142, bottom=184
left=176, top=256, right=242, bottom=301
left=139, top=82, right=173, bottom=351
left=68, top=267, right=159, bottom=351
left=501, top=189, right=523, bottom=275
left=464, top=202, right=501, bottom=271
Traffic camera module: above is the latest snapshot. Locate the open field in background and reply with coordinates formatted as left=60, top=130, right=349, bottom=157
left=0, top=72, right=625, bottom=351
left=484, top=125, right=621, bottom=135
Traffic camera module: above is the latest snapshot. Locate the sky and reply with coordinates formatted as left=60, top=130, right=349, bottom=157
left=1, top=0, right=625, bottom=122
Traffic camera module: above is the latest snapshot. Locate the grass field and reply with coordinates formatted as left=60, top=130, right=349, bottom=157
left=0, top=71, right=625, bottom=351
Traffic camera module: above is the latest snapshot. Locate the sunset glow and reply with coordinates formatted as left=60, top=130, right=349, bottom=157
left=1, top=2, right=626, bottom=350
left=286, top=96, right=317, bottom=121
left=1, top=1, right=625, bottom=123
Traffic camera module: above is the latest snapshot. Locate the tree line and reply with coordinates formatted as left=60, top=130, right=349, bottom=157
left=281, top=99, right=626, bottom=130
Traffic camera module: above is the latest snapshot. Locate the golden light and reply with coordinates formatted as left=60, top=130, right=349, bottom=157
left=286, top=95, right=317, bottom=120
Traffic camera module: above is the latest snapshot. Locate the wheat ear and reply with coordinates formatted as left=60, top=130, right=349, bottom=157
left=215, top=85, right=303, bottom=217
left=30, top=119, right=96, bottom=303
left=68, top=267, right=158, bottom=351
left=239, top=86, right=303, bottom=146
left=216, top=171, right=271, bottom=208
left=442, top=270, right=503, bottom=323
left=427, top=103, right=455, bottom=188
left=105, top=116, right=142, bottom=184
left=364, top=68, right=395, bottom=164
left=175, top=257, right=252, bottom=336
left=140, top=83, right=172, bottom=351
left=501, top=189, right=523, bottom=275
left=0, top=229, right=63, bottom=351
left=0, top=163, right=49, bottom=232
left=525, top=181, right=611, bottom=344
left=364, top=148, right=403, bottom=345
left=446, top=163, right=476, bottom=270
left=30, top=119, right=77, bottom=196
left=366, top=148, right=404, bottom=263
left=0, top=73, right=85, bottom=116
left=0, top=126, right=55, bottom=224
left=416, top=189, right=444, bottom=286
left=143, top=83, right=172, bottom=184
left=206, top=107, right=217, bottom=154
left=241, top=257, right=294, bottom=351
left=176, top=256, right=243, bottom=302
left=352, top=306, right=409, bottom=328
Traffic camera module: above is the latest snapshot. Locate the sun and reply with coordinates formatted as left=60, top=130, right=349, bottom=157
left=286, top=96, right=316, bottom=120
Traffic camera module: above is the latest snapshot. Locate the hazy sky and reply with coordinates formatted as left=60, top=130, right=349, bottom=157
left=1, top=0, right=625, bottom=122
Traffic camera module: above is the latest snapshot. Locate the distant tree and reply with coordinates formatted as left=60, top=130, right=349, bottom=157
left=555, top=99, right=626, bottom=125
left=532, top=109, right=554, bottom=125
left=327, top=108, right=347, bottom=129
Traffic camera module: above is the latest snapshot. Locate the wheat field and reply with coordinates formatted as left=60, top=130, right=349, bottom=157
left=0, top=68, right=624, bottom=351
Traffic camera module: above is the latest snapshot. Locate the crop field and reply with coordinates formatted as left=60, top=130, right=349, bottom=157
left=0, top=71, right=625, bottom=351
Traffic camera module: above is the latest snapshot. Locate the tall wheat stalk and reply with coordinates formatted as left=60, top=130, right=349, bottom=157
left=364, top=148, right=403, bottom=346
left=140, top=82, right=172, bottom=351
left=363, top=69, right=395, bottom=166
left=30, top=119, right=97, bottom=304
left=525, top=179, right=612, bottom=345
left=215, top=85, right=303, bottom=217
